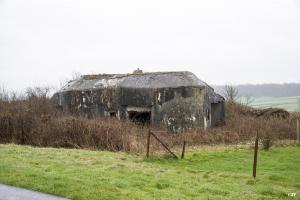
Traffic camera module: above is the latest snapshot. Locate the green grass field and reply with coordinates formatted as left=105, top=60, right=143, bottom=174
left=0, top=144, right=299, bottom=200
left=239, top=96, right=300, bottom=112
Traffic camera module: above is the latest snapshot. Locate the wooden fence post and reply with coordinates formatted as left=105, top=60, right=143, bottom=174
left=181, top=141, right=186, bottom=159
left=297, top=119, right=300, bottom=143
left=146, top=129, right=151, bottom=157
left=252, top=133, right=259, bottom=178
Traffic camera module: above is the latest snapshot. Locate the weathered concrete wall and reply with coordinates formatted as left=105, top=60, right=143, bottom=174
left=53, top=88, right=121, bottom=118
left=203, top=87, right=212, bottom=129
left=52, top=85, right=207, bottom=132
left=120, top=88, right=154, bottom=107
left=211, top=102, right=225, bottom=127
left=153, top=86, right=205, bottom=132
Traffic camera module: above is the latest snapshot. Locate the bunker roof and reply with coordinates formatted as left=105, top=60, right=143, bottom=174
left=61, top=71, right=208, bottom=91
left=59, top=71, right=224, bottom=103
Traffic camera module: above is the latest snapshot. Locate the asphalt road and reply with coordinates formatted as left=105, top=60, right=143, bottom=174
left=0, top=184, right=69, bottom=200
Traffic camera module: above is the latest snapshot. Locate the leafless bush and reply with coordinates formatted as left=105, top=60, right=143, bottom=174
left=262, top=138, right=273, bottom=150
left=0, top=87, right=298, bottom=154
left=0, top=86, right=9, bottom=101
left=242, top=95, right=254, bottom=106
left=224, top=84, right=238, bottom=102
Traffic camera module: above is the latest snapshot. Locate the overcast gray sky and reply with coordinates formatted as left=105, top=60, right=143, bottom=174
left=0, top=0, right=300, bottom=91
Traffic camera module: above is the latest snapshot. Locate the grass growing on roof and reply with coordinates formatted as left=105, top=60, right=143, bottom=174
left=0, top=144, right=299, bottom=200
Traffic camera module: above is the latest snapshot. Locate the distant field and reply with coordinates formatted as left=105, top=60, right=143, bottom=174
left=238, top=96, right=300, bottom=112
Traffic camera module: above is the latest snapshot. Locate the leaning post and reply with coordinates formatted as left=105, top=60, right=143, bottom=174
left=146, top=129, right=151, bottom=157
left=252, top=132, right=259, bottom=178
left=149, top=131, right=178, bottom=159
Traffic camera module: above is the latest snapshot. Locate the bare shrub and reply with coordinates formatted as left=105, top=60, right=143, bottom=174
left=0, top=87, right=298, bottom=154
left=262, top=139, right=273, bottom=150
left=224, top=85, right=238, bottom=102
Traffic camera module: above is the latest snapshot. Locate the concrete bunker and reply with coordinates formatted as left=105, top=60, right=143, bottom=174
left=52, top=71, right=225, bottom=132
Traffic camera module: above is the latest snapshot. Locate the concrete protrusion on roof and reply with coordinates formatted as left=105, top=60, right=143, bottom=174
left=132, top=68, right=143, bottom=74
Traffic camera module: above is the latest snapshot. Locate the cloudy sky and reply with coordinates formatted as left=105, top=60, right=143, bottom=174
left=0, top=0, right=300, bottom=91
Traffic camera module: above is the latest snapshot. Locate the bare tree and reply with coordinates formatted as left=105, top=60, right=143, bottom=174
left=224, top=84, right=238, bottom=102
left=72, top=71, right=82, bottom=80
left=58, top=71, right=82, bottom=89
left=243, top=95, right=254, bottom=106
left=59, top=78, right=69, bottom=88
left=25, top=87, right=51, bottom=99
left=0, top=86, right=23, bottom=102
left=0, top=86, right=9, bottom=101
